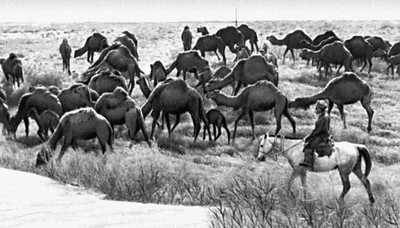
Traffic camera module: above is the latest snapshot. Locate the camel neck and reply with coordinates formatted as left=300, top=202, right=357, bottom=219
left=212, top=93, right=241, bottom=109
left=209, top=74, right=234, bottom=90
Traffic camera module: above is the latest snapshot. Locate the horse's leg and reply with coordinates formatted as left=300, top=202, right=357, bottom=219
left=249, top=110, right=255, bottom=140
left=232, top=109, right=246, bottom=141
left=337, top=104, right=347, bottom=129
left=338, top=170, right=351, bottom=204
left=361, top=97, right=374, bottom=133
left=353, top=160, right=375, bottom=203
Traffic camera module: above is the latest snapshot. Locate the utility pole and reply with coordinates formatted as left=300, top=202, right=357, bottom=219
left=235, top=7, right=238, bottom=26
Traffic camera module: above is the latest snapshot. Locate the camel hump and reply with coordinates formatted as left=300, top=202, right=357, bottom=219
left=63, top=107, right=98, bottom=125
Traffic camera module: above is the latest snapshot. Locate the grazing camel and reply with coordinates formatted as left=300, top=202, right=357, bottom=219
left=94, top=87, right=150, bottom=145
left=290, top=72, right=373, bottom=132
left=388, top=42, right=400, bottom=57
left=197, top=26, right=209, bottom=35
left=59, top=38, right=72, bottom=75
left=57, top=83, right=97, bottom=113
left=257, top=134, right=375, bottom=204
left=74, top=33, right=109, bottom=63
left=0, top=98, right=10, bottom=135
left=385, top=53, right=400, bottom=77
left=10, top=89, right=63, bottom=137
left=206, top=80, right=296, bottom=140
left=84, top=44, right=143, bottom=94
left=193, top=34, right=227, bottom=64
left=366, top=36, right=391, bottom=52
left=0, top=53, right=24, bottom=87
left=202, top=109, right=230, bottom=144
left=166, top=51, right=212, bottom=81
left=267, top=30, right=312, bottom=64
left=216, top=26, right=245, bottom=54
left=88, top=70, right=128, bottom=95
left=312, top=30, right=339, bottom=45
left=237, top=24, right=259, bottom=53
left=35, top=107, right=114, bottom=166
left=29, top=108, right=59, bottom=141
left=344, top=36, right=374, bottom=74
left=299, top=41, right=352, bottom=77
left=141, top=78, right=210, bottom=141
left=206, top=55, right=279, bottom=95
left=150, top=61, right=168, bottom=87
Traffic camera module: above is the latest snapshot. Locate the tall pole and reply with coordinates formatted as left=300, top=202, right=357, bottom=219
left=235, top=7, right=238, bottom=26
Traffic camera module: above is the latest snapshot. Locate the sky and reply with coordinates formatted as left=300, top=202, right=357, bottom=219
left=0, top=0, right=399, bottom=23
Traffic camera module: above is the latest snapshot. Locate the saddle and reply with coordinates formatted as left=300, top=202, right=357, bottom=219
left=315, top=136, right=335, bottom=157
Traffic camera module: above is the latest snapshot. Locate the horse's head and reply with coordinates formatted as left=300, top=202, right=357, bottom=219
left=256, top=132, right=282, bottom=161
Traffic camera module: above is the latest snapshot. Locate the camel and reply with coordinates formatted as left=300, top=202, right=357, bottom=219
left=267, top=30, right=312, bottom=64
left=205, top=55, right=279, bottom=95
left=59, top=38, right=72, bottom=75
left=257, top=134, right=375, bottom=204
left=88, top=70, right=128, bottom=95
left=388, top=42, right=400, bottom=57
left=114, top=35, right=139, bottom=60
left=299, top=41, right=352, bottom=77
left=237, top=24, right=259, bottom=53
left=137, top=76, right=152, bottom=98
left=35, top=107, right=114, bottom=166
left=366, top=36, right=391, bottom=52
left=84, top=44, right=143, bottom=94
left=0, top=53, right=24, bottom=87
left=74, top=33, right=109, bottom=63
left=94, top=87, right=150, bottom=145
left=206, top=80, right=296, bottom=140
left=141, top=78, right=210, bottom=141
left=234, top=45, right=251, bottom=62
left=312, top=30, right=339, bottom=45
left=197, top=27, right=209, bottom=35
left=122, top=31, right=138, bottom=47
left=344, top=36, right=374, bottom=74
left=29, top=108, right=59, bottom=141
left=58, top=83, right=97, bottom=113
left=385, top=53, right=400, bottom=77
left=10, top=89, right=63, bottom=137
left=0, top=98, right=10, bottom=135
left=166, top=51, right=211, bottom=80
left=290, top=72, right=373, bottom=132
left=216, top=26, right=245, bottom=54
left=149, top=61, right=168, bottom=87
left=300, top=36, right=342, bottom=51
left=193, top=34, right=227, bottom=64
left=202, top=109, right=230, bottom=144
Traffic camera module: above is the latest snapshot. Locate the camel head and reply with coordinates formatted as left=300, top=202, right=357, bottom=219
left=48, top=86, right=61, bottom=96
left=0, top=58, right=5, bottom=65
left=150, top=61, right=167, bottom=81
left=196, top=27, right=209, bottom=35
left=36, top=145, right=52, bottom=167
left=299, top=49, right=313, bottom=60
left=266, top=35, right=278, bottom=44
left=71, top=84, right=94, bottom=107
left=112, top=86, right=129, bottom=101
left=62, top=38, right=68, bottom=44
left=372, top=49, right=388, bottom=61
left=289, top=97, right=315, bottom=110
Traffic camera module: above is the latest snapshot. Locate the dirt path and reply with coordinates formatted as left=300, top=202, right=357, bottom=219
left=0, top=168, right=210, bottom=228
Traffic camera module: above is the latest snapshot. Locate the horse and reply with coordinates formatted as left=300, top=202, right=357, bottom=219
left=256, top=133, right=375, bottom=204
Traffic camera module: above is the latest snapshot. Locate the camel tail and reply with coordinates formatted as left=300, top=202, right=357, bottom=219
left=358, top=146, right=372, bottom=177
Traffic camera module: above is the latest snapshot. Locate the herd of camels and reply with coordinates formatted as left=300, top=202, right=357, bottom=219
left=0, top=22, right=396, bottom=203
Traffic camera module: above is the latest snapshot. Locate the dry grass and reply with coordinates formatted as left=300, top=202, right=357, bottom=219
left=0, top=20, right=400, bottom=226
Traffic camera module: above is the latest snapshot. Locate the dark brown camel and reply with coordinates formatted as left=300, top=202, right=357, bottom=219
left=94, top=87, right=150, bottom=145
left=267, top=30, right=312, bottom=64
left=9, top=89, right=63, bottom=137
left=216, top=26, right=245, bottom=54
left=36, top=107, right=113, bottom=166
left=290, top=72, right=373, bottom=132
left=29, top=108, right=59, bottom=141
left=115, top=34, right=139, bottom=60
left=74, top=33, right=109, bottom=63
left=206, top=55, right=279, bottom=95
left=300, top=36, right=342, bottom=51
left=59, top=38, right=72, bottom=75
left=312, top=30, right=339, bottom=45
left=58, top=83, right=97, bottom=113
left=237, top=24, right=259, bottom=53
left=206, top=80, right=296, bottom=140
left=122, top=31, right=138, bottom=47
left=197, top=27, right=209, bottom=35
left=88, top=70, right=128, bottom=95
left=344, top=36, right=374, bottom=74
left=193, top=34, right=227, bottom=64
left=202, top=109, right=230, bottom=144
left=166, top=51, right=212, bottom=91
left=84, top=44, right=143, bottom=94
left=150, top=61, right=168, bottom=87
left=0, top=53, right=24, bottom=87
left=141, top=78, right=210, bottom=141
left=366, top=36, right=391, bottom=52
left=388, top=42, right=400, bottom=57
left=0, top=98, right=10, bottom=135
left=299, top=41, right=352, bottom=77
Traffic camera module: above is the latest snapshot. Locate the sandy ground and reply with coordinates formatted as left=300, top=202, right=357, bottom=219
left=0, top=168, right=210, bottom=228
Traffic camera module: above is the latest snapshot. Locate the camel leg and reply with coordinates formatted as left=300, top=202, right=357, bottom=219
left=183, top=70, right=187, bottom=81
left=360, top=58, right=367, bottom=72
left=287, top=170, right=299, bottom=192
left=202, top=122, right=209, bottom=140
left=23, top=116, right=30, bottom=137
left=213, top=124, right=217, bottom=140
left=150, top=111, right=160, bottom=139
left=215, top=124, right=222, bottom=141
left=164, top=112, right=172, bottom=138
left=338, top=170, right=351, bottom=204
left=337, top=104, right=347, bottom=129
left=138, top=111, right=151, bottom=146
left=249, top=110, right=255, bottom=140
left=213, top=50, right=220, bottom=60
left=367, top=58, right=372, bottom=75
left=57, top=135, right=72, bottom=163
left=170, top=114, right=180, bottom=133
left=300, top=171, right=307, bottom=200
left=290, top=49, right=295, bottom=64
left=274, top=108, right=283, bottom=135
left=232, top=109, right=246, bottom=141
left=361, top=98, right=374, bottom=133
left=353, top=159, right=375, bottom=203
left=233, top=81, right=242, bottom=96
left=282, top=48, right=289, bottom=64
left=336, top=64, right=343, bottom=75
left=327, top=101, right=334, bottom=116
left=190, top=112, right=201, bottom=142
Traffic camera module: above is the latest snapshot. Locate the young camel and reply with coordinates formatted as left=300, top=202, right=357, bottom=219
left=207, top=80, right=296, bottom=141
left=202, top=109, right=230, bottom=144
left=29, top=108, right=59, bottom=141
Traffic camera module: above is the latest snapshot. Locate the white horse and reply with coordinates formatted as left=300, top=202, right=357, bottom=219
left=256, top=133, right=375, bottom=204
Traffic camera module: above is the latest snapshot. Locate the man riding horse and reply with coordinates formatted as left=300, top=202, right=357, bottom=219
left=300, top=100, right=331, bottom=169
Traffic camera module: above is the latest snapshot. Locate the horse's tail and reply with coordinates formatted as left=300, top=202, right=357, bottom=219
left=358, top=146, right=372, bottom=177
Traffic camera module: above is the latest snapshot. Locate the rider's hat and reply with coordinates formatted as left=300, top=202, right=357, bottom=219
left=316, top=100, right=327, bottom=112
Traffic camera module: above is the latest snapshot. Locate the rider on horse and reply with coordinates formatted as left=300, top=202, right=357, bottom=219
left=300, top=100, right=331, bottom=169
